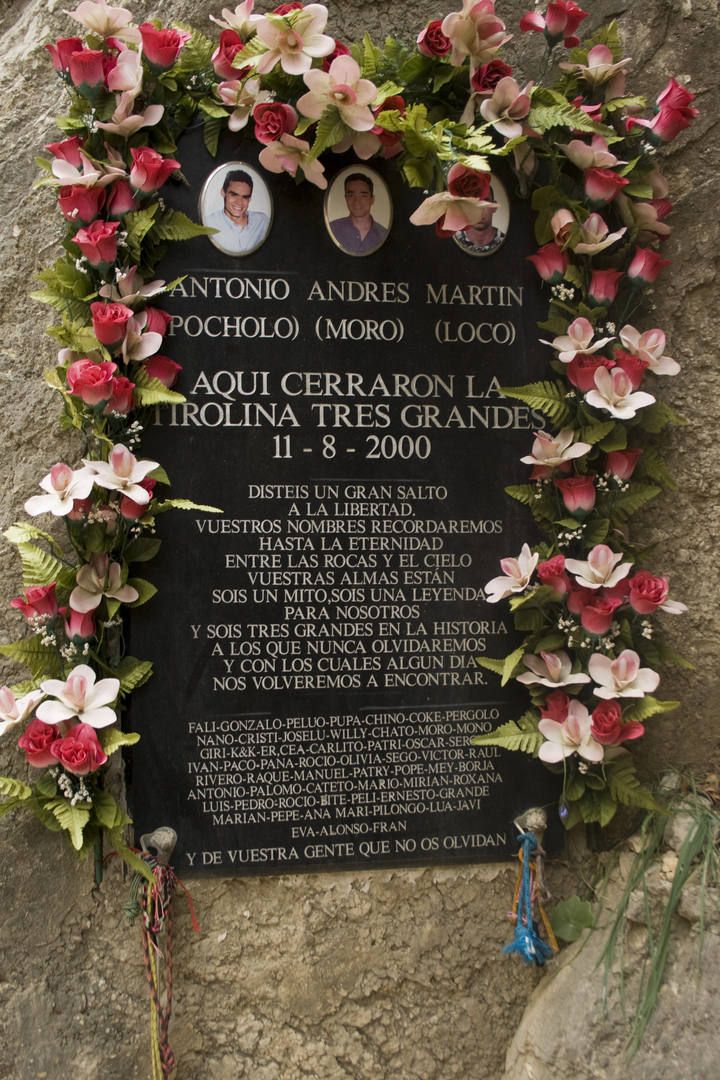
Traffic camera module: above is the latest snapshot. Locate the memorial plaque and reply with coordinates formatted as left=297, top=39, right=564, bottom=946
left=129, top=127, right=560, bottom=875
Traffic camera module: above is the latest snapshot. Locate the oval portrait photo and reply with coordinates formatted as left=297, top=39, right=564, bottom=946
left=200, top=162, right=273, bottom=257
left=324, top=167, right=392, bottom=257
left=453, top=173, right=510, bottom=258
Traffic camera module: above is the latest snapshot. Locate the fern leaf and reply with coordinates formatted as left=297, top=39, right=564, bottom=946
left=475, top=656, right=504, bottom=676
left=154, top=210, right=215, bottom=242
left=4, top=522, right=63, bottom=557
left=45, top=797, right=91, bottom=850
left=622, top=697, right=680, bottom=723
left=17, top=543, right=65, bottom=588
left=612, top=483, right=661, bottom=522
left=471, top=717, right=542, bottom=755
left=501, top=381, right=572, bottom=425
left=0, top=777, right=32, bottom=800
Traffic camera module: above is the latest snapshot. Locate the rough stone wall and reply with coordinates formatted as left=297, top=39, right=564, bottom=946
left=0, top=2, right=717, bottom=1079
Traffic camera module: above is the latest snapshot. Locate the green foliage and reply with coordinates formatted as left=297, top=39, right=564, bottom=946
left=124, top=205, right=159, bottom=263
left=308, top=108, right=346, bottom=161
left=101, top=727, right=141, bottom=755
left=203, top=115, right=224, bottom=157
left=550, top=896, right=595, bottom=942
left=153, top=498, right=223, bottom=513
left=471, top=712, right=542, bottom=755
left=0, top=777, right=33, bottom=801
left=154, top=210, right=215, bottom=242
left=113, top=655, right=154, bottom=695
left=611, top=483, right=661, bottom=522
left=16, top=543, right=66, bottom=589
left=0, top=636, right=60, bottom=680
left=622, top=697, right=680, bottom=724
left=126, top=578, right=158, bottom=607
left=45, top=797, right=91, bottom=851
left=500, top=381, right=572, bottom=426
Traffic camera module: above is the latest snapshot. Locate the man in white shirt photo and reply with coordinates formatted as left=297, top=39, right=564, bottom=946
left=207, top=169, right=270, bottom=255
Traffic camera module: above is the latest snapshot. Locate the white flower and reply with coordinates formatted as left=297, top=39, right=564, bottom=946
left=589, top=649, right=660, bottom=699
left=559, top=135, right=625, bottom=170
left=298, top=56, right=377, bottom=132
left=484, top=543, right=538, bottom=603
left=541, top=316, right=615, bottom=363
left=85, top=444, right=159, bottom=503
left=0, top=687, right=43, bottom=738
left=65, top=0, right=140, bottom=41
left=99, top=266, right=166, bottom=305
left=120, top=312, right=164, bottom=363
left=619, top=325, right=680, bottom=376
left=96, top=95, right=164, bottom=137
left=217, top=77, right=271, bottom=132
left=210, top=1, right=262, bottom=35
left=50, top=151, right=125, bottom=188
left=585, top=366, right=655, bottom=419
left=565, top=544, right=633, bottom=590
left=69, top=553, right=139, bottom=613
left=25, top=463, right=95, bottom=518
left=253, top=4, right=335, bottom=77
left=37, top=663, right=120, bottom=729
left=258, top=133, right=328, bottom=189
left=572, top=212, right=626, bottom=255
left=520, top=429, right=592, bottom=469
left=517, top=650, right=591, bottom=689
left=538, top=700, right=604, bottom=763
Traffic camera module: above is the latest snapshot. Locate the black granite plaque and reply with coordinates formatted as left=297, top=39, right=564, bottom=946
left=129, top=126, right=560, bottom=875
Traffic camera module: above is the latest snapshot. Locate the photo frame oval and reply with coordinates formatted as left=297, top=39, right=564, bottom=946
left=453, top=173, right=510, bottom=258
left=199, top=161, right=273, bottom=257
left=324, top=166, right=393, bottom=257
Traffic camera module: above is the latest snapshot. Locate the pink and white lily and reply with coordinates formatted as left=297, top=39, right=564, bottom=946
left=479, top=77, right=533, bottom=139
left=559, top=135, right=625, bottom=171
left=298, top=56, right=377, bottom=132
left=619, top=325, right=680, bottom=376
left=520, top=429, right=592, bottom=469
left=565, top=544, right=633, bottom=590
left=210, top=1, right=262, bottom=36
left=541, top=316, right=615, bottom=363
left=85, top=444, right=159, bottom=503
left=217, top=77, right=270, bottom=131
left=0, top=687, right=43, bottom=738
left=589, top=649, right=660, bottom=699
left=106, top=45, right=143, bottom=98
left=50, top=151, right=125, bottom=188
left=37, top=663, right=120, bottom=729
left=69, top=553, right=139, bottom=613
left=120, top=312, right=164, bottom=364
left=517, top=650, right=591, bottom=689
left=585, top=366, right=655, bottom=419
left=559, top=44, right=631, bottom=88
left=441, top=0, right=511, bottom=68
left=409, top=191, right=498, bottom=234
left=538, top=699, right=604, bottom=763
left=96, top=95, right=164, bottom=137
left=25, top=462, right=95, bottom=518
left=253, top=4, right=335, bottom=77
left=484, top=543, right=539, bottom=603
left=572, top=212, right=626, bottom=254
left=99, top=266, right=166, bottom=306
left=66, top=0, right=139, bottom=41
left=258, top=133, right=328, bottom=189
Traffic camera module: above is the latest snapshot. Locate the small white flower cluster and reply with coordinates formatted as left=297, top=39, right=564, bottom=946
left=577, top=761, right=589, bottom=775
left=58, top=770, right=91, bottom=807
left=27, top=613, right=51, bottom=633
left=60, top=641, right=79, bottom=661
left=557, top=614, right=575, bottom=632
left=557, top=523, right=585, bottom=549
left=39, top=626, right=58, bottom=648
left=551, top=283, right=576, bottom=302
left=641, top=619, right=654, bottom=640
left=74, top=257, right=88, bottom=271
left=125, top=419, right=144, bottom=448
left=565, top=389, right=577, bottom=400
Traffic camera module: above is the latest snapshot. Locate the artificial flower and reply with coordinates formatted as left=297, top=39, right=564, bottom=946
left=441, top=0, right=511, bottom=68
left=589, top=649, right=660, bottom=699
left=25, top=463, right=95, bottom=517
left=517, top=650, right=591, bottom=688
left=253, top=4, right=335, bottom=76
left=69, top=553, right=139, bottom=613
left=37, top=664, right=120, bottom=729
left=590, top=700, right=645, bottom=745
left=541, top=316, right=614, bottom=363
left=258, top=133, right=328, bottom=188
left=84, top=444, right=159, bottom=503
left=479, top=76, right=533, bottom=138
left=484, top=543, right=539, bottom=603
left=297, top=56, right=377, bottom=132
left=585, top=366, right=655, bottom=419
left=0, top=688, right=44, bottom=738
left=519, top=1, right=588, bottom=47
left=538, top=699, right=603, bottom=763
left=10, top=584, right=59, bottom=621
left=520, top=428, right=592, bottom=470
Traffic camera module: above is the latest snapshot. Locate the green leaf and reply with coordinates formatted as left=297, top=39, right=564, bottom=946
left=91, top=788, right=131, bottom=830
left=308, top=108, right=346, bottom=161
left=475, top=656, right=504, bottom=676
left=509, top=585, right=558, bottom=611
left=45, top=797, right=91, bottom=850
left=584, top=517, right=610, bottom=546
left=505, top=483, right=537, bottom=508
left=124, top=205, right=159, bottom=263
left=622, top=697, right=680, bottom=724
left=198, top=96, right=228, bottom=119
left=501, top=644, right=526, bottom=687
left=402, top=157, right=435, bottom=188
left=0, top=777, right=32, bottom=800
left=114, top=655, right=154, bottom=695
left=203, top=115, right=224, bottom=157
left=133, top=378, right=186, bottom=407
left=528, top=102, right=613, bottom=137
left=0, top=636, right=57, bottom=679
left=148, top=464, right=171, bottom=486
left=638, top=401, right=686, bottom=433
left=606, top=753, right=659, bottom=811
left=16, top=543, right=65, bottom=588
left=124, top=537, right=162, bottom=563
left=101, top=727, right=141, bottom=755
left=550, top=897, right=595, bottom=943
left=127, top=578, right=158, bottom=607
left=154, top=210, right=215, bottom=242
left=154, top=498, right=223, bottom=513
left=624, top=183, right=654, bottom=199
left=109, top=828, right=154, bottom=884
left=500, top=381, right=571, bottom=426
left=514, top=608, right=546, bottom=632
left=471, top=713, right=542, bottom=755
left=433, top=66, right=456, bottom=92
left=577, top=420, right=615, bottom=446
left=4, top=522, right=63, bottom=557
left=638, top=447, right=678, bottom=490
left=612, top=483, right=661, bottom=522
left=598, top=426, right=628, bottom=452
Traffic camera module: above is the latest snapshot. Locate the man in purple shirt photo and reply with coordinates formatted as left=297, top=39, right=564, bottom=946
left=330, top=173, right=388, bottom=256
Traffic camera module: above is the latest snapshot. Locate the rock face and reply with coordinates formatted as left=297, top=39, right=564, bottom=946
left=0, top=1, right=718, bottom=1079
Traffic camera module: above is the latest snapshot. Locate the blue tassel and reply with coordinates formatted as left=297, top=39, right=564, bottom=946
left=504, top=831, right=554, bottom=967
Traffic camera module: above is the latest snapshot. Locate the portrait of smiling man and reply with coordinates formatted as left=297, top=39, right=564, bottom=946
left=328, top=171, right=390, bottom=256
left=204, top=167, right=271, bottom=256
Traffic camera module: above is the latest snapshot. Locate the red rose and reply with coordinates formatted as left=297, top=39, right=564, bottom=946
left=471, top=59, right=513, bottom=94
left=584, top=167, right=629, bottom=206
left=50, top=722, right=108, bottom=776
left=68, top=498, right=93, bottom=522
left=566, top=354, right=615, bottom=393
left=120, top=478, right=156, bottom=520
left=605, top=449, right=642, bottom=480
left=591, top=700, right=644, bottom=745
left=628, top=570, right=670, bottom=614
left=447, top=163, right=492, bottom=200
left=545, top=0, right=589, bottom=43
left=90, top=301, right=134, bottom=347
left=527, top=242, right=568, bottom=284
left=107, top=179, right=137, bottom=217
left=104, top=376, right=136, bottom=415
left=613, top=349, right=649, bottom=390
left=18, top=718, right=60, bottom=768
left=10, top=584, right=58, bottom=621
left=253, top=102, right=299, bottom=145
left=212, top=29, right=246, bottom=79
left=129, top=147, right=180, bottom=193
left=144, top=307, right=173, bottom=336
left=68, top=48, right=106, bottom=92
left=58, top=184, right=106, bottom=226
left=64, top=607, right=96, bottom=641
left=145, top=354, right=182, bottom=387
left=74, top=219, right=120, bottom=267
left=66, top=358, right=118, bottom=405
left=587, top=268, right=623, bottom=307
left=417, top=18, right=451, bottom=57
left=627, top=246, right=671, bottom=284
left=139, top=23, right=190, bottom=69
left=46, top=37, right=83, bottom=71
left=555, top=474, right=596, bottom=515
left=274, top=1, right=304, bottom=12
left=322, top=40, right=350, bottom=71
left=567, top=585, right=593, bottom=615
left=580, top=595, right=622, bottom=635
left=540, top=690, right=570, bottom=723
left=537, top=555, right=570, bottom=594
left=45, top=136, right=84, bottom=167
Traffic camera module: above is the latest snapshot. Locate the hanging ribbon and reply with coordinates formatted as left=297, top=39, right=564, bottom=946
left=504, top=830, right=558, bottom=966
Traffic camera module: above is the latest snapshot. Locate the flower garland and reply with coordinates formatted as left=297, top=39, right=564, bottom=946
left=0, top=0, right=695, bottom=859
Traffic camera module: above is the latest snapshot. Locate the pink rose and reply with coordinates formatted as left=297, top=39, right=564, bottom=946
left=10, top=584, right=58, bottom=620
left=550, top=207, right=575, bottom=246
left=45, top=136, right=84, bottom=166
left=120, top=478, right=156, bottom=520
left=144, top=307, right=172, bottom=336
left=555, top=474, right=596, bottom=515
left=540, top=690, right=570, bottom=724
left=68, top=497, right=93, bottom=522
left=139, top=23, right=190, bottom=69
left=527, top=241, right=568, bottom=284
left=74, top=219, right=120, bottom=266
left=588, top=268, right=622, bottom=306
left=212, top=29, right=246, bottom=79
left=537, top=555, right=570, bottom=594
left=567, top=585, right=593, bottom=615
left=417, top=19, right=451, bottom=57
left=253, top=102, right=299, bottom=145
left=613, top=349, right=649, bottom=390
left=584, top=167, right=629, bottom=206
left=471, top=59, right=513, bottom=95
left=520, top=1, right=589, bottom=47
left=18, top=718, right=60, bottom=768
left=129, top=147, right=180, bottom=193
left=322, top=40, right=351, bottom=71
left=64, top=606, right=96, bottom=641
left=627, top=79, right=698, bottom=144
left=46, top=36, right=83, bottom=72
left=90, top=302, right=134, bottom=347
left=104, top=376, right=135, bottom=415
left=274, top=1, right=304, bottom=12
left=68, top=48, right=106, bottom=93
left=447, top=163, right=492, bottom=200
left=566, top=354, right=615, bottom=393
left=628, top=570, right=670, bottom=614
left=50, top=722, right=108, bottom=776
left=627, top=246, right=671, bottom=285
left=580, top=594, right=622, bottom=635
left=107, top=180, right=137, bottom=217
left=66, top=359, right=118, bottom=405
left=58, top=184, right=106, bottom=225
left=591, top=700, right=644, bottom=745
left=144, top=354, right=182, bottom=387
left=605, top=449, right=642, bottom=480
